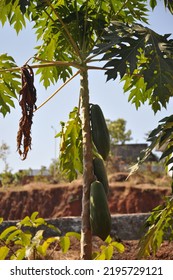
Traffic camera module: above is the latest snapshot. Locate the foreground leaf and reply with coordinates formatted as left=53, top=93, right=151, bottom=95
left=128, top=113, right=173, bottom=177
left=57, top=107, right=83, bottom=181
left=0, top=53, right=20, bottom=116
left=137, top=197, right=173, bottom=259
left=60, top=236, right=70, bottom=253
left=94, top=22, right=173, bottom=113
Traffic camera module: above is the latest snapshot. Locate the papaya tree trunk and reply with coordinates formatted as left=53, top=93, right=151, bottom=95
left=80, top=68, right=95, bottom=260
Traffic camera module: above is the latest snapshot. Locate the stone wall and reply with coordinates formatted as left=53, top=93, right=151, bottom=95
left=0, top=213, right=150, bottom=240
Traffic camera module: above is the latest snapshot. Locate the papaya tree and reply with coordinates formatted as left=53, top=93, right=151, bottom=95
left=0, top=0, right=173, bottom=260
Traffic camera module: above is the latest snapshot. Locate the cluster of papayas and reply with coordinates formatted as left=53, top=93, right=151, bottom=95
left=89, top=104, right=111, bottom=240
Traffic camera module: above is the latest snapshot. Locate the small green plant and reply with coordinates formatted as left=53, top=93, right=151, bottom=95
left=0, top=212, right=125, bottom=260
left=92, top=235, right=125, bottom=260
left=0, top=212, right=80, bottom=260
left=137, top=196, right=173, bottom=259
left=0, top=171, right=14, bottom=188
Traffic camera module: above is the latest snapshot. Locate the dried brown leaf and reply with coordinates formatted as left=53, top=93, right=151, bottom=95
left=17, top=64, right=37, bottom=160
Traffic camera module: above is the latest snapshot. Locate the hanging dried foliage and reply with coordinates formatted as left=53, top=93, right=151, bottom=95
left=17, top=64, right=37, bottom=160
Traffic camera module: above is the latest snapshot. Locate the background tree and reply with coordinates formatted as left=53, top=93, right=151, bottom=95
left=106, top=118, right=132, bottom=145
left=0, top=0, right=173, bottom=259
left=0, top=142, right=10, bottom=172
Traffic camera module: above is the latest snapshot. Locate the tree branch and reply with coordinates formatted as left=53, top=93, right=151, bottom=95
left=34, top=70, right=80, bottom=112
left=0, top=60, right=83, bottom=74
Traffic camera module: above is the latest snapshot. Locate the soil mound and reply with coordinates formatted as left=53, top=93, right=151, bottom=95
left=0, top=173, right=171, bottom=220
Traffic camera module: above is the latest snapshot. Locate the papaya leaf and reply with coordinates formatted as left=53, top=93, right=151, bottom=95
left=166, top=157, right=173, bottom=166
left=159, top=145, right=173, bottom=161
left=164, top=0, right=173, bottom=14
left=0, top=0, right=26, bottom=31
left=149, top=0, right=157, bottom=10
left=150, top=0, right=173, bottom=14
left=128, top=113, right=173, bottom=177
left=94, top=22, right=173, bottom=113
left=0, top=53, right=20, bottom=116
left=137, top=197, right=173, bottom=259
left=57, top=107, right=83, bottom=181
left=148, top=125, right=162, bottom=139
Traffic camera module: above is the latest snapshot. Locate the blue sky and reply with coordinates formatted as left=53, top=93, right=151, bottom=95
left=0, top=2, right=173, bottom=173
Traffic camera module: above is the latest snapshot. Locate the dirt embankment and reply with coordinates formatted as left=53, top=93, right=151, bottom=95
left=0, top=173, right=171, bottom=220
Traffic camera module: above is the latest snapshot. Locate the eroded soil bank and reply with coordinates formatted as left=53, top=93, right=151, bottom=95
left=0, top=172, right=171, bottom=220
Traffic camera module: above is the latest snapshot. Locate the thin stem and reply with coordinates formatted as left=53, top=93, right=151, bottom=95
left=34, top=70, right=80, bottom=112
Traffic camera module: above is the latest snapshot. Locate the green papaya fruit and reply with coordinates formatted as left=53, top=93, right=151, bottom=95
left=90, top=104, right=110, bottom=160
left=93, top=157, right=109, bottom=196
left=90, top=180, right=111, bottom=241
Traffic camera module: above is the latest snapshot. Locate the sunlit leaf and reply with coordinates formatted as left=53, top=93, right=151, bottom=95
left=112, top=241, right=125, bottom=253
left=0, top=226, right=17, bottom=240
left=11, top=248, right=26, bottom=260
left=0, top=53, right=20, bottom=116
left=15, top=232, right=32, bottom=247
left=95, top=252, right=106, bottom=260
left=57, top=107, right=83, bottom=181
left=0, top=246, right=9, bottom=260
left=17, top=216, right=33, bottom=227
left=66, top=231, right=81, bottom=240
left=38, top=237, right=59, bottom=256
left=137, top=197, right=173, bottom=259
left=104, top=235, right=112, bottom=244
left=60, top=236, right=70, bottom=253
left=34, top=218, right=46, bottom=227
left=30, top=211, right=39, bottom=221
left=104, top=245, right=114, bottom=260
left=6, top=229, right=22, bottom=244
